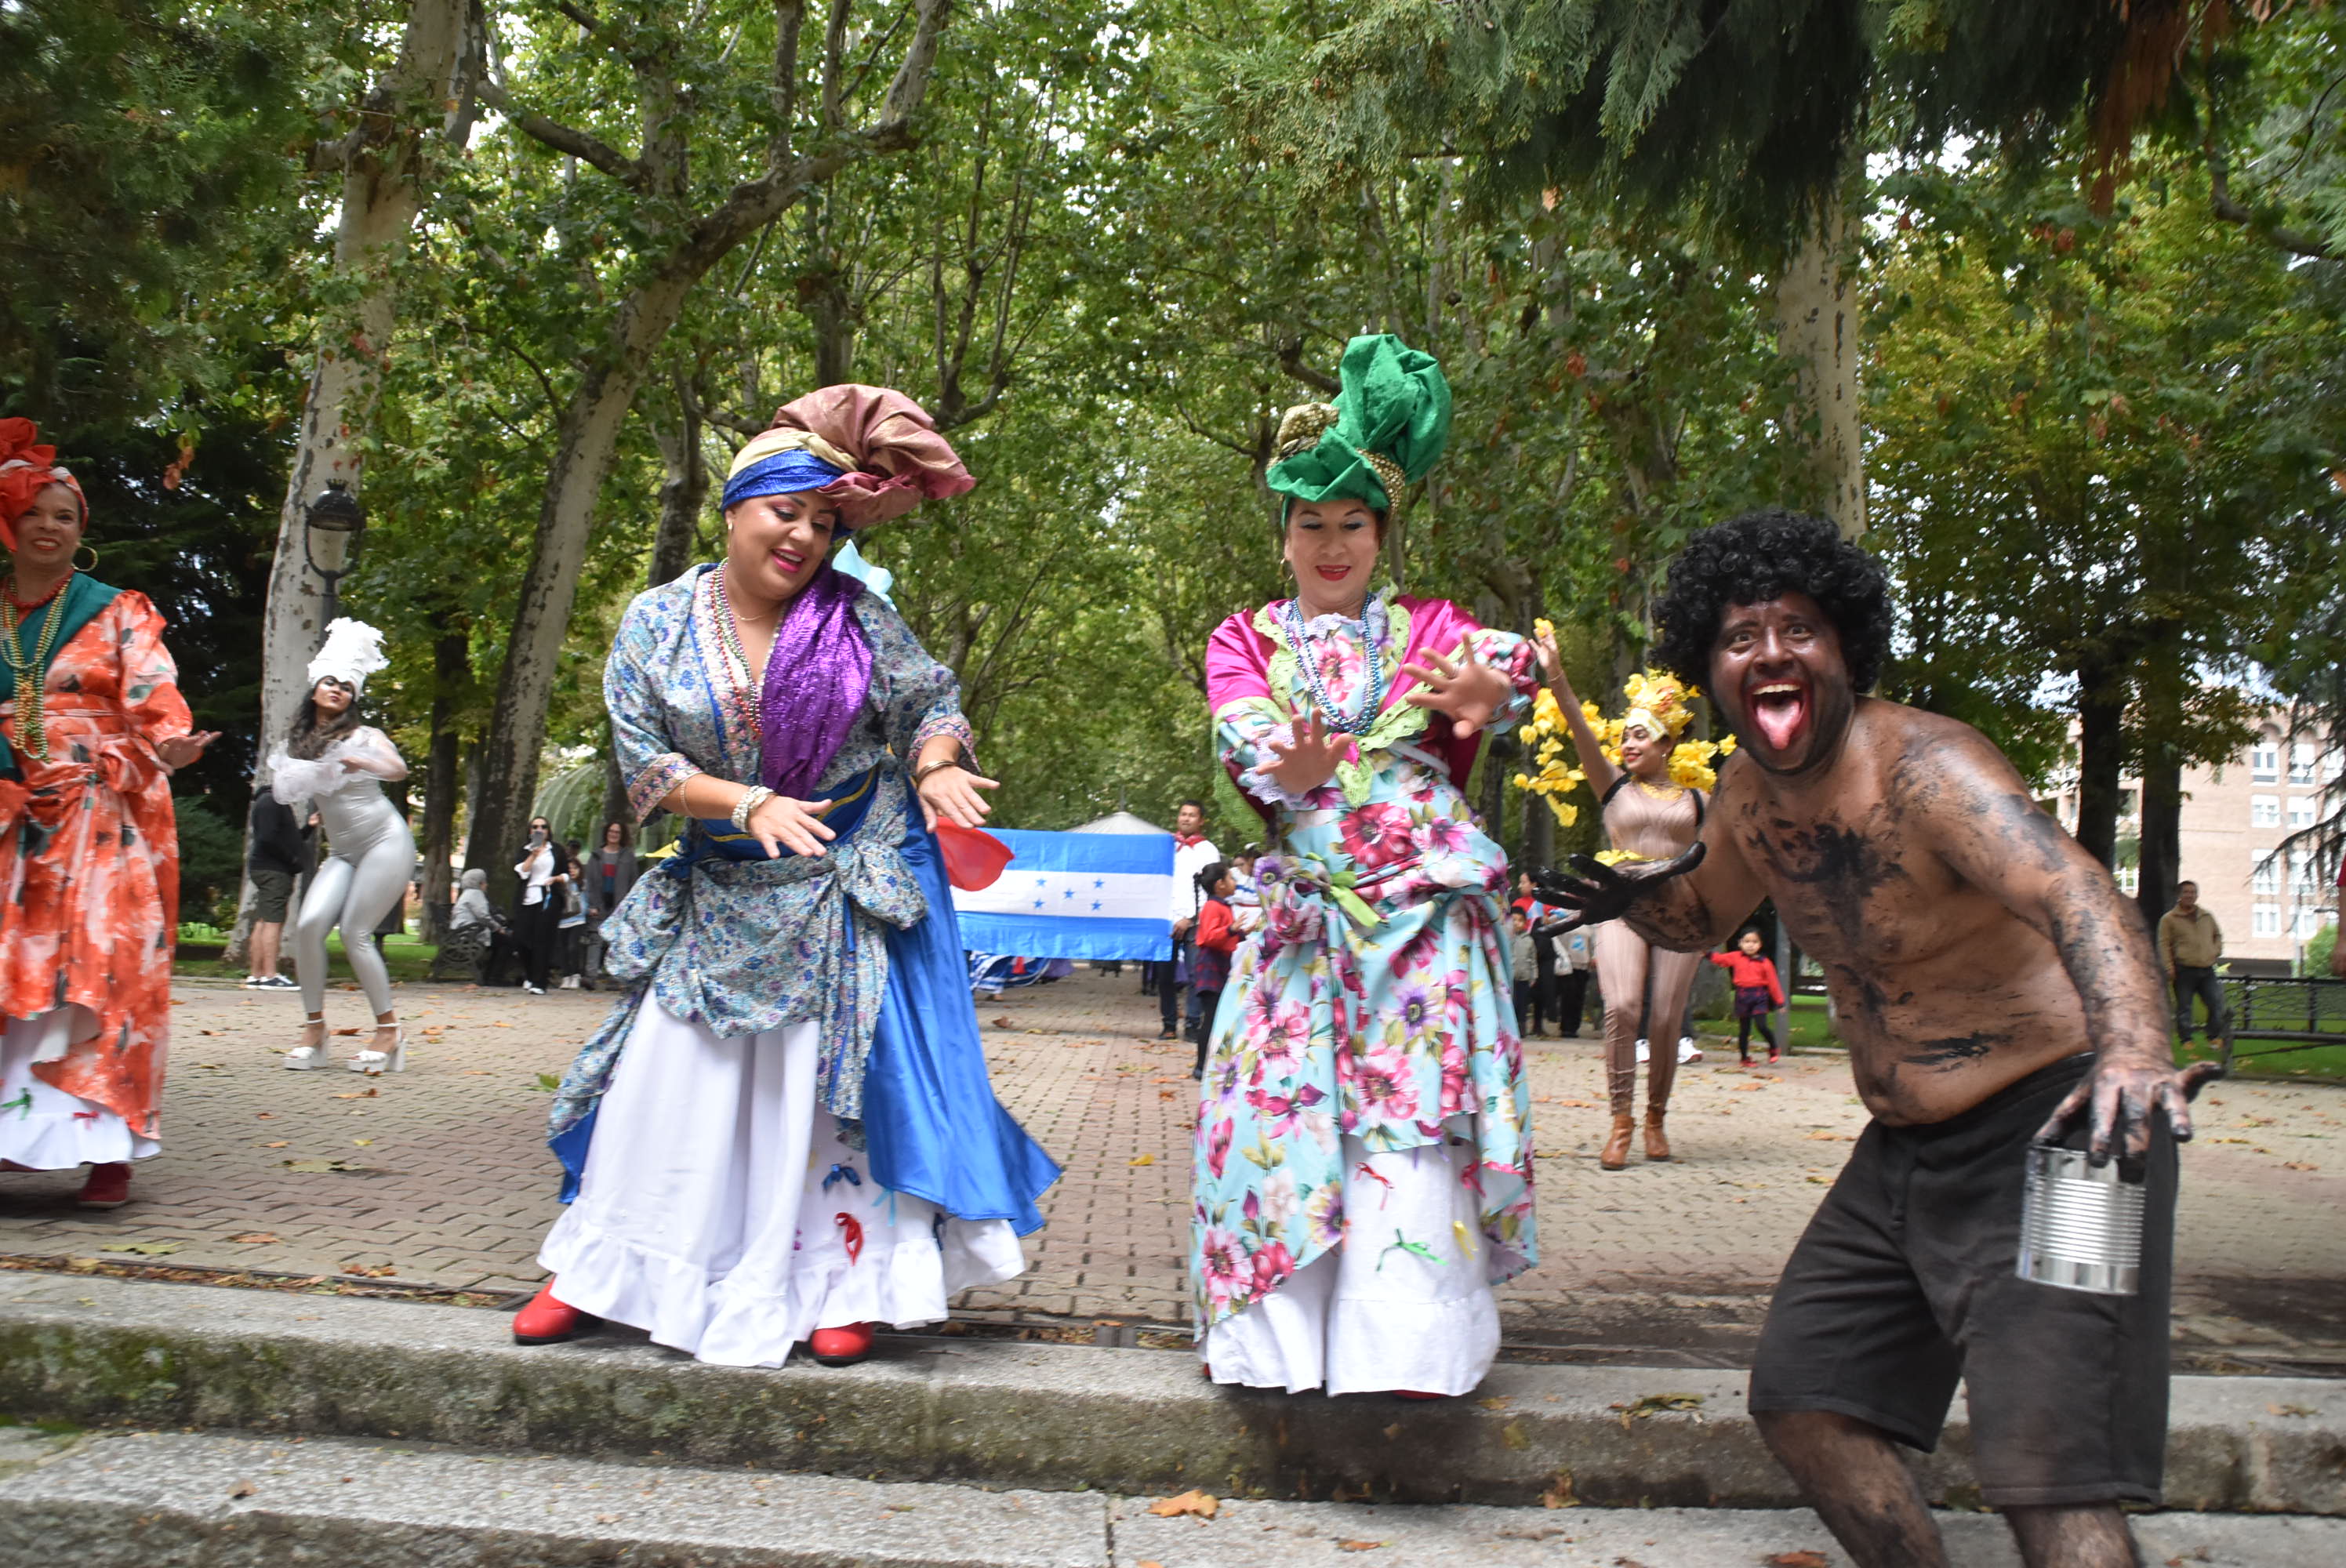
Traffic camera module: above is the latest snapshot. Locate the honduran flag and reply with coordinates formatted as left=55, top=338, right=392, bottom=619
left=949, top=829, right=1174, bottom=962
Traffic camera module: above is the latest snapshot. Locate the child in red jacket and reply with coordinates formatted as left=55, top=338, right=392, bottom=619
left=1708, top=929, right=1786, bottom=1065
left=1189, top=862, right=1240, bottom=1078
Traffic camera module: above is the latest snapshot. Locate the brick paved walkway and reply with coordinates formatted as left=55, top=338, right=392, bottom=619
left=3, top=971, right=2341, bottom=1370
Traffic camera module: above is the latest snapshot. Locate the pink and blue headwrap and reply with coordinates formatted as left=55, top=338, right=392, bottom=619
left=721, top=426, right=855, bottom=512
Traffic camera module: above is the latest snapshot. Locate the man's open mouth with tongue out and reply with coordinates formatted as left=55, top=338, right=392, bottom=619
left=1746, top=673, right=1811, bottom=755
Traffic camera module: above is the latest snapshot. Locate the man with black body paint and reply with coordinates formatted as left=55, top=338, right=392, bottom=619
left=1538, top=510, right=2216, bottom=1568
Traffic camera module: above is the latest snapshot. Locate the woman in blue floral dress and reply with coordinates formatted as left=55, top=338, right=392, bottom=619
left=516, top=386, right=1059, bottom=1368
left=1195, top=336, right=1540, bottom=1398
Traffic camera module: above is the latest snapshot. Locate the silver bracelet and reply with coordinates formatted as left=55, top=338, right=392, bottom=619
left=731, top=785, right=774, bottom=832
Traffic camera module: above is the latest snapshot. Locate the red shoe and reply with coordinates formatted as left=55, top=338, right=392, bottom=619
left=1393, top=1389, right=1448, bottom=1401
left=75, top=1162, right=131, bottom=1209
left=808, top=1321, right=877, bottom=1367
left=512, top=1280, right=601, bottom=1345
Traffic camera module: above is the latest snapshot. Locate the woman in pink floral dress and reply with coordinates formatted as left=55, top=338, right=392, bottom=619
left=1193, top=336, right=1538, bottom=1399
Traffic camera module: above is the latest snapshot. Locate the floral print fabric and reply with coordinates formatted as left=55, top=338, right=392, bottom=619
left=1192, top=596, right=1540, bottom=1332
left=0, top=591, right=191, bottom=1141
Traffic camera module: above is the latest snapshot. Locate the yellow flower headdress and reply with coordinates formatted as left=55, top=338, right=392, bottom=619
left=1508, top=630, right=1735, bottom=826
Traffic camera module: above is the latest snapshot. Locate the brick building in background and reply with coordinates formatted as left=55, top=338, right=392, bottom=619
left=2039, top=713, right=2342, bottom=975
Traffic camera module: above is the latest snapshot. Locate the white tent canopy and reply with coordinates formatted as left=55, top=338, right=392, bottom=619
left=1068, top=810, right=1168, bottom=836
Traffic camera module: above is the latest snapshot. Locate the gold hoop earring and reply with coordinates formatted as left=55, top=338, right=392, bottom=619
left=72, top=545, right=98, bottom=573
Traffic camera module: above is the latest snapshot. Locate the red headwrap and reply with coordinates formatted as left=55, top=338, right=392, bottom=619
left=764, top=386, right=976, bottom=528
left=0, top=419, right=85, bottom=548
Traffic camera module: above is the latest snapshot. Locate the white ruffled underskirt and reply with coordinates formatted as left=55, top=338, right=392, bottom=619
left=1204, top=1131, right=1500, bottom=1397
left=539, top=1003, right=1026, bottom=1367
left=0, top=1009, right=158, bottom=1169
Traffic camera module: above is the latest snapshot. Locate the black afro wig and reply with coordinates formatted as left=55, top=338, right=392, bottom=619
left=1650, top=508, right=1892, bottom=695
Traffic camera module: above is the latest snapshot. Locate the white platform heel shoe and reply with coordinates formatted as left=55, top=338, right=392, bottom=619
left=349, top=1027, right=406, bottom=1076
left=285, top=1020, right=328, bottom=1070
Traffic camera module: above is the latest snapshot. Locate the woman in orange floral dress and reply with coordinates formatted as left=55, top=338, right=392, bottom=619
left=0, top=420, right=216, bottom=1208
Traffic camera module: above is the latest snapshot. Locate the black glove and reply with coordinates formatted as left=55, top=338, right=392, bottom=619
left=1530, top=841, right=1708, bottom=933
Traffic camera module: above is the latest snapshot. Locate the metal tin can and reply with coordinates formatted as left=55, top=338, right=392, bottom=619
left=2016, top=1144, right=2145, bottom=1296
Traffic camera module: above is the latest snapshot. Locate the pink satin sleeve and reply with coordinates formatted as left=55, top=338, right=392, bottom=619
left=1204, top=609, right=1271, bottom=712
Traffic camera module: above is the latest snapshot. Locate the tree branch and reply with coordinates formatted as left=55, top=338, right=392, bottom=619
left=1275, top=335, right=1340, bottom=395
left=2205, top=138, right=2334, bottom=261
left=771, top=0, right=805, bottom=167
left=475, top=78, right=648, bottom=189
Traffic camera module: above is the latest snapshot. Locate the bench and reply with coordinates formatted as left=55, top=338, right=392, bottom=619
left=2216, top=974, right=2346, bottom=1074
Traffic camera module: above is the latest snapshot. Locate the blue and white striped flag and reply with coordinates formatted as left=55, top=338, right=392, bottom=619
left=950, top=829, right=1173, bottom=962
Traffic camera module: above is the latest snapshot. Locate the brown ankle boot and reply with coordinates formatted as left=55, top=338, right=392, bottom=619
left=1643, top=1109, right=1672, bottom=1162
left=1600, top=1114, right=1633, bottom=1171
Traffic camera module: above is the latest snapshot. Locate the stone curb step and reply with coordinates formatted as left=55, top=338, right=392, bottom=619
left=5, top=1272, right=2344, bottom=1516
left=3, top=1428, right=2343, bottom=1568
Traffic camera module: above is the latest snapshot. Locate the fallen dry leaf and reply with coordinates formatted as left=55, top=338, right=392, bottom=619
left=1335, top=1542, right=1385, bottom=1553
left=100, top=1240, right=182, bottom=1256
left=328, top=1088, right=379, bottom=1100
left=1147, top=1489, right=1218, bottom=1519
left=1540, top=1468, right=1578, bottom=1509
left=1129, top=1154, right=1156, bottom=1167
left=333, top=1027, right=362, bottom=1036
left=1479, top=1395, right=1512, bottom=1410
left=228, top=1479, right=256, bottom=1499
left=1500, top=1419, right=1528, bottom=1449
left=261, top=1141, right=289, bottom=1149
left=2268, top=1402, right=2315, bottom=1418
left=2282, top=1161, right=2319, bottom=1171
left=991, top=1016, right=1015, bottom=1029
left=230, top=1233, right=281, bottom=1245
left=1767, top=1553, right=1829, bottom=1568
left=352, top=1138, right=374, bottom=1147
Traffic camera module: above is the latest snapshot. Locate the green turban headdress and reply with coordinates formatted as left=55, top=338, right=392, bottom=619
left=1265, top=334, right=1453, bottom=514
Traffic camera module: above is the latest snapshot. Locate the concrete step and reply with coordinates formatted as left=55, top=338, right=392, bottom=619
left=2, top=1426, right=2342, bottom=1568
left=5, top=1271, right=2344, bottom=1516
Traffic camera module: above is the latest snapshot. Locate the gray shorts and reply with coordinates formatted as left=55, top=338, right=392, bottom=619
left=1748, top=1052, right=2177, bottom=1508
left=249, top=867, right=296, bottom=924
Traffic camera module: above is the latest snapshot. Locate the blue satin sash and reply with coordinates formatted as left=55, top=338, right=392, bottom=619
left=861, top=795, right=1062, bottom=1234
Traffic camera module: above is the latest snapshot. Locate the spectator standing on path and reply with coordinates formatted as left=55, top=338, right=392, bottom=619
left=0, top=420, right=217, bottom=1210
left=268, top=619, right=414, bottom=1076
left=1189, top=862, right=1239, bottom=1078
left=1541, top=509, right=2216, bottom=1568
left=2157, top=882, right=2228, bottom=1047
left=555, top=840, right=591, bottom=987
left=243, top=787, right=314, bottom=989
left=1508, top=909, right=1540, bottom=1037
left=581, top=820, right=638, bottom=989
left=1554, top=924, right=1592, bottom=1039
left=511, top=816, right=563, bottom=995
left=1159, top=798, right=1220, bottom=1041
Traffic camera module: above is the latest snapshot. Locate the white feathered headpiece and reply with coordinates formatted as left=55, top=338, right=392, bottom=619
left=307, top=618, right=390, bottom=695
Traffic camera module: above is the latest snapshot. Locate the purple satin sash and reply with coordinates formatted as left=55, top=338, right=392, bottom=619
left=757, top=565, right=872, bottom=799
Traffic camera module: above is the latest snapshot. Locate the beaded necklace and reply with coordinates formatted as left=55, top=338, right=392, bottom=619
left=712, top=567, right=770, bottom=728
left=0, top=571, right=74, bottom=762
left=1278, top=592, right=1386, bottom=735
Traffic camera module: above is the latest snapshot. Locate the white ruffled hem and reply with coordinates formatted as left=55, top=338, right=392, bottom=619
left=1204, top=1265, right=1499, bottom=1396
left=1, top=1014, right=158, bottom=1169
left=542, top=1211, right=1025, bottom=1368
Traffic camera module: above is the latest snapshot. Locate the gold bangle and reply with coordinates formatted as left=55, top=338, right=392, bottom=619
left=912, top=757, right=960, bottom=785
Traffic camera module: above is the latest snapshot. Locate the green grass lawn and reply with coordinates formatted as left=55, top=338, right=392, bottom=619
left=1699, top=993, right=2346, bottom=1083
left=174, top=931, right=442, bottom=984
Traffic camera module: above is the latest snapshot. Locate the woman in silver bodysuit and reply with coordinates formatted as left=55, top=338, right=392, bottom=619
left=268, top=619, right=414, bottom=1075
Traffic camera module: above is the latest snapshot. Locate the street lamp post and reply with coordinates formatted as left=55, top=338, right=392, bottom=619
left=301, top=479, right=367, bottom=626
